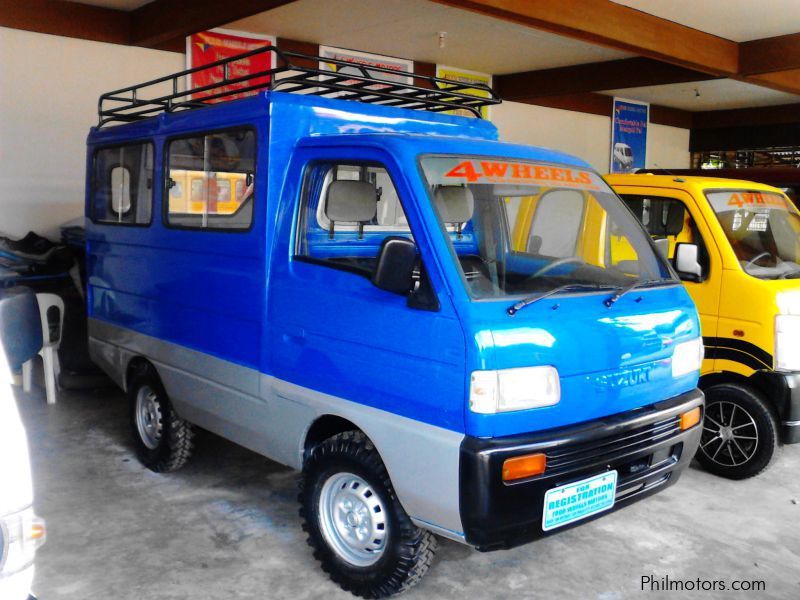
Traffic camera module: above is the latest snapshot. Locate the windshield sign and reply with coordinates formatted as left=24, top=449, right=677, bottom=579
left=706, top=190, right=800, bottom=280
left=421, top=156, right=673, bottom=302
left=442, top=159, right=598, bottom=189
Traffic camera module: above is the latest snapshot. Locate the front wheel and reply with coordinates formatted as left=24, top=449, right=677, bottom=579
left=299, top=431, right=437, bottom=598
left=696, top=383, right=779, bottom=479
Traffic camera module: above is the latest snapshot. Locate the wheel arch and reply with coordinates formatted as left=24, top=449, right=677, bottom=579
left=302, top=414, right=367, bottom=462
left=296, top=407, right=464, bottom=540
left=700, top=370, right=782, bottom=420
left=124, top=355, right=158, bottom=392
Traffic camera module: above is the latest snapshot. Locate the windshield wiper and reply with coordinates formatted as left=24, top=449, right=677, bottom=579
left=507, top=283, right=606, bottom=316
left=604, top=279, right=664, bottom=308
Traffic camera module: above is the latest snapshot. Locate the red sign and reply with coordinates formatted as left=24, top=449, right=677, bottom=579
left=444, top=160, right=596, bottom=188
left=187, top=30, right=275, bottom=102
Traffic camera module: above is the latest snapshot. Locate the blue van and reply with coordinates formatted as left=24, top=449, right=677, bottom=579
left=85, top=47, right=704, bottom=597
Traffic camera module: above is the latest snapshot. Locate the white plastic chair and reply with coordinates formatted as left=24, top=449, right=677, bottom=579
left=22, top=293, right=64, bottom=405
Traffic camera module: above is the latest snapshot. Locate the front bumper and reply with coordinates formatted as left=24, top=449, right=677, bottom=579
left=751, top=371, right=800, bottom=444
left=459, top=388, right=704, bottom=550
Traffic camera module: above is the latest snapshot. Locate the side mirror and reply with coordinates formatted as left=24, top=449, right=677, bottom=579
left=675, top=243, right=703, bottom=282
left=372, top=236, right=417, bottom=295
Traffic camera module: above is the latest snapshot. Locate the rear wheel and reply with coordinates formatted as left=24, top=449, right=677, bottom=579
left=696, top=383, right=779, bottom=479
left=128, top=366, right=194, bottom=473
left=299, top=431, right=437, bottom=598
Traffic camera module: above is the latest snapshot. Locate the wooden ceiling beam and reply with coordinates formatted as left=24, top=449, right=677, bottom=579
left=129, top=0, right=299, bottom=49
left=740, top=32, right=800, bottom=75
left=510, top=92, right=692, bottom=129
left=496, top=57, right=718, bottom=101
left=692, top=101, right=800, bottom=130
left=435, top=1, right=800, bottom=102
left=0, top=0, right=130, bottom=45
left=430, top=0, right=739, bottom=76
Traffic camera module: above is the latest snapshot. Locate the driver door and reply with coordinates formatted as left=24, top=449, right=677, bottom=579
left=266, top=148, right=465, bottom=431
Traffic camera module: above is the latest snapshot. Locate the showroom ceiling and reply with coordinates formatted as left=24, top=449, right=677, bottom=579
left=226, top=0, right=633, bottom=75
left=611, top=0, right=800, bottom=42
left=3, top=0, right=800, bottom=123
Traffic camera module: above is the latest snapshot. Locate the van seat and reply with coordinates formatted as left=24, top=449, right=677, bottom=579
left=434, top=186, right=474, bottom=225
left=325, top=180, right=378, bottom=239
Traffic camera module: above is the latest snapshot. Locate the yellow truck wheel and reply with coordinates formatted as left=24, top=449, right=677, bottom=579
left=697, top=383, right=780, bottom=479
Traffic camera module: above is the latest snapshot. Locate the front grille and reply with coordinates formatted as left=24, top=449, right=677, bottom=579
left=544, top=415, right=681, bottom=477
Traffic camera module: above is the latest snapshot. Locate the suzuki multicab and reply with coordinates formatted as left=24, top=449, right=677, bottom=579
left=608, top=174, right=800, bottom=479
left=85, top=47, right=704, bottom=597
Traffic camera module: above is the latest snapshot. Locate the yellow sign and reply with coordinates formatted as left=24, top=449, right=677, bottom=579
left=435, top=65, right=493, bottom=118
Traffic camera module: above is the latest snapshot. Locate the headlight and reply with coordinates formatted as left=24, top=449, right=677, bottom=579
left=470, top=366, right=560, bottom=414
left=0, top=507, right=45, bottom=577
left=775, top=315, right=800, bottom=371
left=672, top=337, right=704, bottom=378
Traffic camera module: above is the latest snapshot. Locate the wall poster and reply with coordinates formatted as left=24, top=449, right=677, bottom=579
left=610, top=97, right=649, bottom=173
left=186, top=29, right=276, bottom=102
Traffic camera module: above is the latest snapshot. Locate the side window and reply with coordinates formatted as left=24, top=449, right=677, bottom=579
left=165, top=129, right=256, bottom=230
left=528, top=190, right=585, bottom=256
left=313, top=164, right=409, bottom=231
left=92, top=143, right=153, bottom=225
left=621, top=194, right=710, bottom=270
left=296, top=162, right=414, bottom=276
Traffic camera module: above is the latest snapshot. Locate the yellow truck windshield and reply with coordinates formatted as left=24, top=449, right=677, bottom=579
left=706, top=190, right=800, bottom=279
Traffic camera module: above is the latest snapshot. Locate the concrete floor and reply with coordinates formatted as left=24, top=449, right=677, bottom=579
left=16, top=386, right=800, bottom=600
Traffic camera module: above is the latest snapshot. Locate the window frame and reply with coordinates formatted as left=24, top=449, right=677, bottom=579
left=620, top=192, right=713, bottom=280
left=313, top=164, right=411, bottom=233
left=162, top=126, right=258, bottom=233
left=90, top=140, right=155, bottom=227
left=293, top=158, right=416, bottom=279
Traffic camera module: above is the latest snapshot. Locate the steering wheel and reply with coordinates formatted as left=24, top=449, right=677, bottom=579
left=744, top=252, right=773, bottom=270
left=529, top=256, right=585, bottom=279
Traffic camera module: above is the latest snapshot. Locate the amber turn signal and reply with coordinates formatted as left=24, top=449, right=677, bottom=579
left=502, top=453, right=546, bottom=482
left=679, top=406, right=701, bottom=430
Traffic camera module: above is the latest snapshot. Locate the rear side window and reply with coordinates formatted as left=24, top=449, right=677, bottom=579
left=92, top=143, right=153, bottom=225
left=165, top=129, right=256, bottom=230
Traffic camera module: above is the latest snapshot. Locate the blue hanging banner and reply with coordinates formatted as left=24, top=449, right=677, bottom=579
left=610, top=98, right=649, bottom=173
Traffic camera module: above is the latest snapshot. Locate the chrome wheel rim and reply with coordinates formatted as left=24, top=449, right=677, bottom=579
left=700, top=400, right=759, bottom=466
left=135, top=385, right=163, bottom=450
left=318, top=472, right=388, bottom=567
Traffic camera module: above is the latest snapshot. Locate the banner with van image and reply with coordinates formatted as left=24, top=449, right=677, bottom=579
left=610, top=98, right=648, bottom=173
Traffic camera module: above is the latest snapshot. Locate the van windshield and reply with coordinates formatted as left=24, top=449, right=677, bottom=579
left=707, top=190, right=800, bottom=279
left=419, top=156, right=673, bottom=300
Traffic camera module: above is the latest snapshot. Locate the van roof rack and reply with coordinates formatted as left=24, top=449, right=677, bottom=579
left=97, top=45, right=501, bottom=127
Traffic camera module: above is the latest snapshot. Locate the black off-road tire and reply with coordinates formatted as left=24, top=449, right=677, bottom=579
left=299, top=431, right=437, bottom=598
left=696, top=383, right=780, bottom=480
left=128, top=365, right=194, bottom=473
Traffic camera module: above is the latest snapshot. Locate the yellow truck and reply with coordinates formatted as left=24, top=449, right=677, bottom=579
left=603, top=174, right=800, bottom=478
left=167, top=169, right=250, bottom=217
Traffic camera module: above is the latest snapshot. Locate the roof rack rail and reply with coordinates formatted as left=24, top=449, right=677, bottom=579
left=97, top=45, right=501, bottom=127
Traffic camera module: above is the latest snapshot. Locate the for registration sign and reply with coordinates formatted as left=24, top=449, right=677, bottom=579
left=542, top=471, right=618, bottom=531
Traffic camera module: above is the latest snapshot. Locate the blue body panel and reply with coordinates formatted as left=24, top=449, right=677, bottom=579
left=86, top=90, right=701, bottom=440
